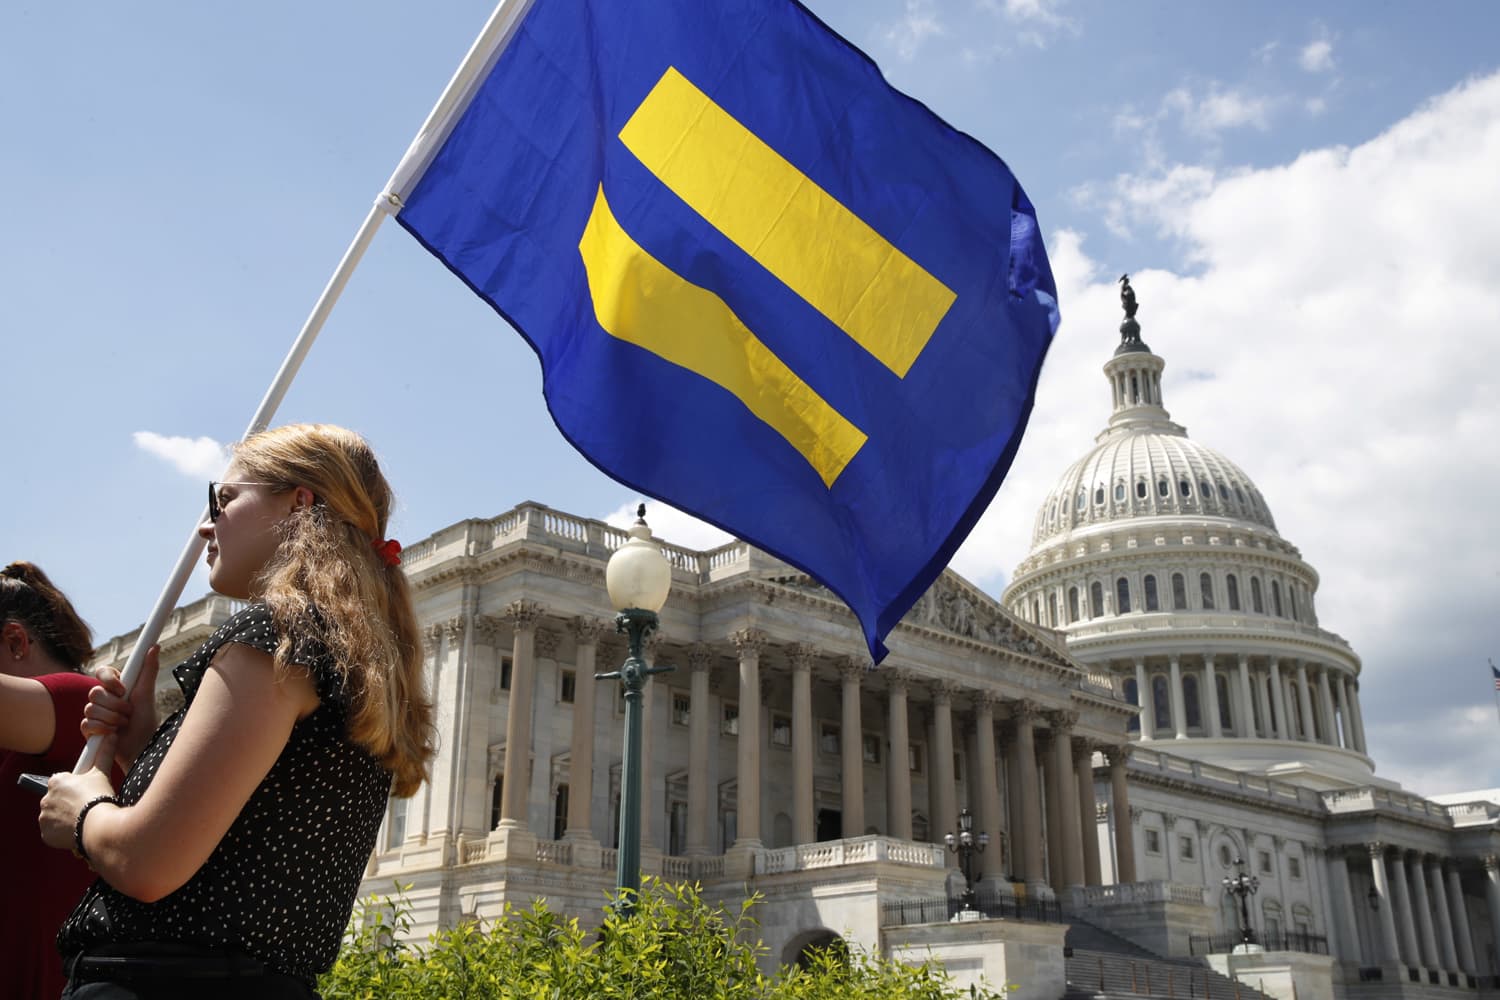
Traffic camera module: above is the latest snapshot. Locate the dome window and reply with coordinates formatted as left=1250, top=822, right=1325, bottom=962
left=1218, top=482, right=1229, bottom=501
left=1136, top=480, right=1147, bottom=500
left=1076, top=490, right=1086, bottom=512
left=1179, top=479, right=1192, bottom=498
left=1094, top=486, right=1105, bottom=506
left=1199, top=479, right=1213, bottom=501
left=1047, top=593, right=1058, bottom=628
left=1200, top=572, right=1216, bottom=610
left=1151, top=676, right=1172, bottom=732
left=1183, top=675, right=1202, bottom=729
left=1067, top=587, right=1080, bottom=623
left=1226, top=574, right=1241, bottom=611
left=1116, top=577, right=1132, bottom=614
left=1048, top=501, right=1056, bottom=523
left=1216, top=674, right=1233, bottom=730
left=1143, top=575, right=1160, bottom=612
left=1171, top=573, right=1188, bottom=611
left=1089, top=581, right=1104, bottom=618
left=1114, top=483, right=1125, bottom=502
left=1234, top=486, right=1246, bottom=504
left=1271, top=580, right=1284, bottom=617
left=1124, top=679, right=1140, bottom=732
left=1251, top=577, right=1265, bottom=614
left=1157, top=479, right=1170, bottom=498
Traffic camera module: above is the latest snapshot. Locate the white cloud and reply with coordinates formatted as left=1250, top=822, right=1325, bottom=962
left=132, top=431, right=230, bottom=479
left=958, top=71, right=1500, bottom=791
left=1300, top=38, right=1335, bottom=73
left=1165, top=85, right=1274, bottom=137
left=880, top=0, right=944, bottom=62
left=602, top=498, right=734, bottom=552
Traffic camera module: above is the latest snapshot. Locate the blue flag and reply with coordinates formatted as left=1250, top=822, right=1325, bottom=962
left=396, top=0, right=1059, bottom=661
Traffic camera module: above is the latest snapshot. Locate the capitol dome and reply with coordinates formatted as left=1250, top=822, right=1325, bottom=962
left=1003, top=278, right=1373, bottom=789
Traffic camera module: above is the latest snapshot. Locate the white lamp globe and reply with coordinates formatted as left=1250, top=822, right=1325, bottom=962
left=606, top=505, right=672, bottom=613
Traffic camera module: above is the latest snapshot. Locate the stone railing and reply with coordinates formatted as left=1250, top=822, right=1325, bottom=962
left=1064, top=611, right=1354, bottom=654
left=1322, top=786, right=1456, bottom=822
left=398, top=500, right=757, bottom=583
left=1072, top=880, right=1212, bottom=908
left=1128, top=745, right=1324, bottom=809
left=536, top=840, right=572, bottom=865
left=755, top=835, right=946, bottom=875
left=1446, top=800, right=1500, bottom=826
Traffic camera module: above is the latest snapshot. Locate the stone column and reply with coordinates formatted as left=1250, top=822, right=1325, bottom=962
left=1135, top=660, right=1155, bottom=739
left=1237, top=655, right=1258, bottom=738
left=499, top=601, right=541, bottom=828
left=1368, top=844, right=1403, bottom=965
left=1447, top=863, right=1478, bottom=975
left=1074, top=738, right=1102, bottom=886
left=1013, top=700, right=1046, bottom=894
left=566, top=617, right=607, bottom=840
left=1268, top=658, right=1288, bottom=740
left=931, top=683, right=958, bottom=844
left=731, top=628, right=766, bottom=848
left=1349, top=681, right=1368, bottom=753
left=1203, top=654, right=1222, bottom=738
left=1316, top=666, right=1337, bottom=746
left=1336, top=676, right=1357, bottom=750
left=1253, top=669, right=1273, bottom=741
left=684, top=643, right=715, bottom=853
left=1407, top=851, right=1441, bottom=969
left=1295, top=661, right=1317, bottom=742
left=839, top=657, right=866, bottom=838
left=787, top=644, right=816, bottom=846
left=1485, top=856, right=1500, bottom=978
left=1389, top=850, right=1420, bottom=965
left=1168, top=657, right=1187, bottom=738
left=1049, top=711, right=1084, bottom=888
left=885, top=670, right=913, bottom=840
left=974, top=693, right=1004, bottom=880
left=1003, top=726, right=1022, bottom=876
left=1039, top=730, right=1062, bottom=891
left=1107, top=747, right=1136, bottom=883
left=1426, top=857, right=1460, bottom=973
left=1326, top=848, right=1364, bottom=965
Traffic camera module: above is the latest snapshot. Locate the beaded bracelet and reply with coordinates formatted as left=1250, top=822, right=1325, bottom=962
left=74, top=794, right=121, bottom=864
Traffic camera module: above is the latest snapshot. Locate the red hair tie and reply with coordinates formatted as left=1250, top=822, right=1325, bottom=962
left=373, top=538, right=402, bottom=567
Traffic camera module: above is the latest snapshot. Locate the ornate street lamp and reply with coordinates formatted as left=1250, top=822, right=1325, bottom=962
left=596, top=505, right=674, bottom=917
left=945, top=806, right=989, bottom=911
left=1222, top=856, right=1261, bottom=948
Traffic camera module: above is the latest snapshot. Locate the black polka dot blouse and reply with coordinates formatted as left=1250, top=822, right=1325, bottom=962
left=58, top=604, right=392, bottom=982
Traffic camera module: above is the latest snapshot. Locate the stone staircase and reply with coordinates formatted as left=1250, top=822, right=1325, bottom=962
left=1061, top=920, right=1276, bottom=1000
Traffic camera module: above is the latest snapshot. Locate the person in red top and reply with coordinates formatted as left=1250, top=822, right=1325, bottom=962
left=0, top=562, right=138, bottom=1000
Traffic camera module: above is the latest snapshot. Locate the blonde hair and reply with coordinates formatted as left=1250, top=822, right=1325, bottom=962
left=1, top=561, right=93, bottom=669
left=232, top=424, right=434, bottom=796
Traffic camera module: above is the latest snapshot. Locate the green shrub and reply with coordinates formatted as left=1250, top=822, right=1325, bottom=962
left=320, top=879, right=1007, bottom=999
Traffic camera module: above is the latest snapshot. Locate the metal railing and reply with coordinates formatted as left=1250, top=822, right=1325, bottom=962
left=880, top=889, right=1062, bottom=927
left=1188, top=930, right=1327, bottom=956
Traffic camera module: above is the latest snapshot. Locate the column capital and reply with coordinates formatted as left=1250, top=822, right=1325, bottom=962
left=973, top=688, right=1003, bottom=714
left=422, top=622, right=443, bottom=650
left=883, top=666, right=912, bottom=693
left=504, top=599, right=544, bottom=631
left=1366, top=841, right=1387, bottom=860
left=534, top=627, right=561, bottom=659
left=571, top=615, right=609, bottom=644
left=1011, top=698, right=1043, bottom=724
left=1161, top=812, right=1178, bottom=829
left=1484, top=854, right=1499, bottom=874
left=731, top=627, right=768, bottom=656
left=473, top=614, right=503, bottom=644
left=1071, top=736, right=1096, bottom=762
left=838, top=654, right=870, bottom=680
left=442, top=616, right=465, bottom=641
left=1046, top=708, right=1080, bottom=731
left=1104, top=744, right=1132, bottom=767
left=1128, top=805, right=1144, bottom=821
left=930, top=679, right=960, bottom=707
left=686, top=642, right=716, bottom=672
left=642, top=629, right=664, bottom=657
left=784, top=642, right=816, bottom=672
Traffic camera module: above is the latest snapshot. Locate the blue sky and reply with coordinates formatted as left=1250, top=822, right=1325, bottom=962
left=3, top=0, right=1498, bottom=795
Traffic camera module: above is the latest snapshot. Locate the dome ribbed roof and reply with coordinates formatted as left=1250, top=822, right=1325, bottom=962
left=1032, top=430, right=1276, bottom=546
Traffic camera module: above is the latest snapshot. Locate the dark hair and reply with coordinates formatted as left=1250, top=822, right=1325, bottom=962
left=0, top=562, right=93, bottom=670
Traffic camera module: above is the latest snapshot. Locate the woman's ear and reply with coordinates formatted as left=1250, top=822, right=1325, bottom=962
left=293, top=486, right=316, bottom=511
left=1, top=621, right=30, bottom=660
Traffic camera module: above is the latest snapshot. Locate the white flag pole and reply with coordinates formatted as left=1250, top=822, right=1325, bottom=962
left=71, top=0, right=535, bottom=775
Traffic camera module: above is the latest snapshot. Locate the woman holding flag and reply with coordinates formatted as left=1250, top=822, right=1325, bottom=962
left=39, top=423, right=435, bottom=998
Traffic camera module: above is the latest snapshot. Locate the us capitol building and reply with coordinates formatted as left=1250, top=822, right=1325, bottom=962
left=102, top=284, right=1500, bottom=1000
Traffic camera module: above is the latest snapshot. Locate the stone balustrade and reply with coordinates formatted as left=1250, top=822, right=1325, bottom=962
left=755, top=835, right=946, bottom=875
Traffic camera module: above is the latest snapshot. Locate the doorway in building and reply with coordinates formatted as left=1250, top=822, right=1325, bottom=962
left=816, top=808, right=842, bottom=842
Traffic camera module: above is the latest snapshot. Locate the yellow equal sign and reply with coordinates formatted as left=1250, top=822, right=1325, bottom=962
left=619, top=66, right=955, bottom=380
left=578, top=186, right=868, bottom=487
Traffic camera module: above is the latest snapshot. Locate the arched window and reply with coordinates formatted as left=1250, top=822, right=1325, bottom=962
left=1114, top=482, right=1125, bottom=501
left=1144, top=574, right=1160, bottom=611
left=1271, top=580, right=1284, bottom=617
left=1116, top=577, right=1132, bottom=614
left=1067, top=587, right=1080, bottom=623
left=1048, top=593, right=1058, bottom=628
left=1183, top=675, right=1202, bottom=729
left=1287, top=584, right=1299, bottom=622
left=1171, top=573, right=1188, bottom=611
left=1090, top=581, right=1104, bottom=618
left=1179, top=479, right=1192, bottom=498
left=1216, top=674, right=1233, bottom=730
left=1151, top=675, right=1172, bottom=732
left=1200, top=479, right=1213, bottom=502
left=1076, top=490, right=1086, bottom=512
left=1130, top=373, right=1140, bottom=402
left=1136, top=480, right=1148, bottom=499
left=1124, top=679, right=1140, bottom=732
left=1200, top=572, right=1216, bottom=610
left=490, top=775, right=504, bottom=832
left=1094, top=485, right=1105, bottom=505
left=1251, top=577, right=1265, bottom=614
left=1032, top=598, right=1041, bottom=623
left=1227, top=574, right=1241, bottom=611
left=1157, top=478, right=1170, bottom=498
